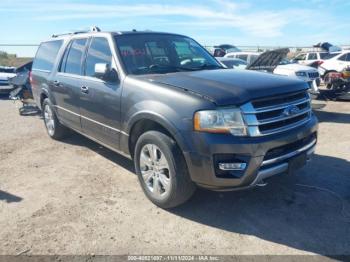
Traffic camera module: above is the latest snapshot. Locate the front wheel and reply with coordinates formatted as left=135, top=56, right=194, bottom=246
left=134, top=131, right=196, bottom=208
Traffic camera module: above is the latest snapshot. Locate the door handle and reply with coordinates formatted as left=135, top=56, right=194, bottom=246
left=81, top=86, right=89, bottom=94
left=53, top=80, right=60, bottom=87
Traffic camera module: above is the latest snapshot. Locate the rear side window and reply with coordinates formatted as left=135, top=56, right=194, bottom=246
left=237, top=54, right=248, bottom=61
left=61, top=38, right=87, bottom=75
left=33, top=40, right=63, bottom=72
left=338, top=54, right=348, bottom=61
left=308, top=53, right=317, bottom=60
left=85, top=38, right=112, bottom=77
left=319, top=53, right=329, bottom=59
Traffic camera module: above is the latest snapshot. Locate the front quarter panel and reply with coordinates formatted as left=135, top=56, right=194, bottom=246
left=120, top=76, right=214, bottom=154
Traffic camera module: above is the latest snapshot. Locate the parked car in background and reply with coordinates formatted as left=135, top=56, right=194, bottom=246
left=293, top=52, right=340, bottom=67
left=319, top=51, right=350, bottom=78
left=0, top=66, right=16, bottom=94
left=247, top=49, right=321, bottom=94
left=212, top=44, right=241, bottom=57
left=31, top=29, right=317, bottom=208
left=216, top=57, right=247, bottom=69
left=224, top=52, right=261, bottom=65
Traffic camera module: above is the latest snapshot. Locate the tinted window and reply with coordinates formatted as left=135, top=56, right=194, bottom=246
left=85, top=38, right=113, bottom=77
left=319, top=53, right=329, bottom=59
left=237, top=54, right=248, bottom=61
left=58, top=41, right=71, bottom=72
left=338, top=54, right=348, bottom=61
left=0, top=67, right=15, bottom=73
left=345, top=54, right=350, bottom=62
left=308, top=53, right=317, bottom=60
left=33, top=40, right=63, bottom=71
left=323, top=53, right=340, bottom=59
left=64, top=39, right=87, bottom=75
left=295, top=53, right=306, bottom=60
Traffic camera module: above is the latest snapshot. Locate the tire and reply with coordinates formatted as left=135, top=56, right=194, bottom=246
left=42, top=98, right=71, bottom=140
left=134, top=131, right=196, bottom=208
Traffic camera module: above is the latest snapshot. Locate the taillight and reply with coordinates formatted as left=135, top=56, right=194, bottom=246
left=316, top=61, right=324, bottom=66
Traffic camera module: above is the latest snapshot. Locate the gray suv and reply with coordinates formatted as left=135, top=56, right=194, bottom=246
left=31, top=28, right=318, bottom=208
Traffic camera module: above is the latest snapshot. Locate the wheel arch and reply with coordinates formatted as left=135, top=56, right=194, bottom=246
left=125, top=112, right=189, bottom=159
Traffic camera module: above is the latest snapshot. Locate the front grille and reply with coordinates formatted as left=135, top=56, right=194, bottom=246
left=241, top=90, right=312, bottom=136
left=308, top=72, right=319, bottom=78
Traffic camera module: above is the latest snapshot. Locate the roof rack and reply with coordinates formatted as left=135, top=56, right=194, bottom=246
left=52, top=26, right=101, bottom=38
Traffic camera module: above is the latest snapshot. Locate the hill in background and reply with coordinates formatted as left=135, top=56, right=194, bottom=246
left=0, top=51, right=32, bottom=67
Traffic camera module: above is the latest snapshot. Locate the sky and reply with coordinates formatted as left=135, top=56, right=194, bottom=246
left=0, top=0, right=349, bottom=57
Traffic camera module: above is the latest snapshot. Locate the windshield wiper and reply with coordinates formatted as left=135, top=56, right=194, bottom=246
left=148, top=64, right=196, bottom=73
left=186, top=63, right=223, bottom=71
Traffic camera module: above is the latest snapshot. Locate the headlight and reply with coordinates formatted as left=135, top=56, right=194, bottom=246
left=295, top=71, right=307, bottom=77
left=194, top=108, right=247, bottom=136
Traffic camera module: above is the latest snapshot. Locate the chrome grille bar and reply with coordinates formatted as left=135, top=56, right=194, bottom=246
left=241, top=91, right=312, bottom=136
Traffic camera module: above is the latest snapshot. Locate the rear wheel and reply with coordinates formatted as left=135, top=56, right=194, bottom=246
left=42, top=98, right=71, bottom=140
left=134, top=131, right=196, bottom=208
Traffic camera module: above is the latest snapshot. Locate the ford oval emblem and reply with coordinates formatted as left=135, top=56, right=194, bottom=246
left=283, top=105, right=299, bottom=116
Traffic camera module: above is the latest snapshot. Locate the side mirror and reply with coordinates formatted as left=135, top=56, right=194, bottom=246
left=94, top=63, right=110, bottom=78
left=94, top=63, right=119, bottom=82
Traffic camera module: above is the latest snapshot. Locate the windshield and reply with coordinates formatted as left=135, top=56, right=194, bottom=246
left=115, top=34, right=222, bottom=75
left=0, top=68, right=15, bottom=73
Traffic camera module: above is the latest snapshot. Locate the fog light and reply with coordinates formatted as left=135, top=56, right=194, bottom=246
left=218, top=162, right=247, bottom=171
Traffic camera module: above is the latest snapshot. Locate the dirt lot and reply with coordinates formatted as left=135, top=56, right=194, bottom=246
left=0, top=95, right=349, bottom=257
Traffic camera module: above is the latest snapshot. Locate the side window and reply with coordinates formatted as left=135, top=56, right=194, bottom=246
left=63, top=38, right=87, bottom=75
left=32, top=40, right=63, bottom=71
left=59, top=41, right=72, bottom=72
left=237, top=54, right=248, bottom=61
left=345, top=54, right=350, bottom=62
left=295, top=53, right=306, bottom=61
left=338, top=54, right=347, bottom=61
left=85, top=37, right=113, bottom=77
left=308, top=53, right=317, bottom=60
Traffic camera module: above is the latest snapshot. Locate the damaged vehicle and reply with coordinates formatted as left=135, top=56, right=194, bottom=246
left=0, top=66, right=16, bottom=94
left=247, top=48, right=321, bottom=95
left=9, top=61, right=33, bottom=99
left=31, top=29, right=318, bottom=208
left=323, top=66, right=350, bottom=100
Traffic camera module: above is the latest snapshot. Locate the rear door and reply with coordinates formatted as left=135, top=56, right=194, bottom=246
left=52, top=38, right=88, bottom=131
left=79, top=36, right=122, bottom=149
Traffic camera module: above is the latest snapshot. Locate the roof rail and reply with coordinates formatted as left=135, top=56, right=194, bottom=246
left=52, top=26, right=101, bottom=38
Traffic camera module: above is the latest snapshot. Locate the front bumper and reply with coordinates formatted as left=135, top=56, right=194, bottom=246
left=183, top=114, right=318, bottom=190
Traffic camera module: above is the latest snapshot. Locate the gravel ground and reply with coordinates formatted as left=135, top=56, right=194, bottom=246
left=0, top=95, right=349, bottom=257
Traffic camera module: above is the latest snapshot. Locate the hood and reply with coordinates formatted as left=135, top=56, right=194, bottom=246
left=134, top=69, right=308, bottom=106
left=276, top=63, right=319, bottom=72
left=246, top=48, right=289, bottom=72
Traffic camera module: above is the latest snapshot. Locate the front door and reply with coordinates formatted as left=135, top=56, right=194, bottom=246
left=79, top=37, right=122, bottom=150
